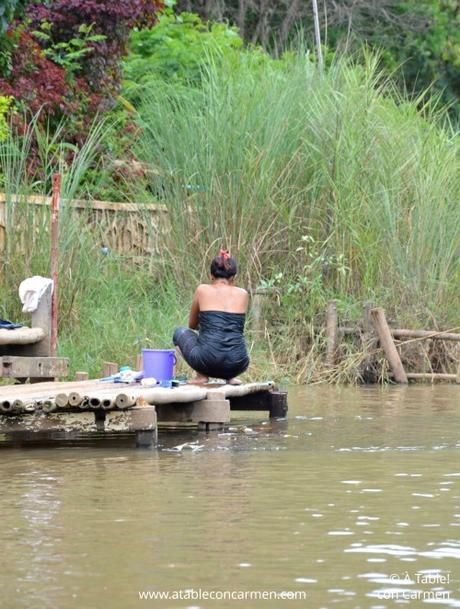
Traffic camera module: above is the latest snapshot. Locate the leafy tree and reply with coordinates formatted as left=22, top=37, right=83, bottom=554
left=25, top=0, right=164, bottom=108
left=124, top=10, right=243, bottom=88
left=0, top=0, right=27, bottom=33
left=174, top=1, right=460, bottom=110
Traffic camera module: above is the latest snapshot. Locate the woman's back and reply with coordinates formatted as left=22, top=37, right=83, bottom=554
left=195, top=283, right=248, bottom=313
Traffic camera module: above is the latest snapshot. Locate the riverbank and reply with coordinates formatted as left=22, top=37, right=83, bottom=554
left=0, top=55, right=459, bottom=382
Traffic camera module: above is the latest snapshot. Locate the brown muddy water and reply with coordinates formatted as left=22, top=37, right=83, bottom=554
left=1, top=385, right=460, bottom=608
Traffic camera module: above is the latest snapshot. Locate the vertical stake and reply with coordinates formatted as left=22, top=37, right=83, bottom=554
left=75, top=371, right=89, bottom=381
left=50, top=173, right=61, bottom=357
left=102, top=362, right=118, bottom=377
left=371, top=307, right=408, bottom=384
left=325, top=299, right=338, bottom=367
left=312, top=0, right=324, bottom=70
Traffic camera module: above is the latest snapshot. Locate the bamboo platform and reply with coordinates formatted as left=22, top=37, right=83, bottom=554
left=0, top=380, right=287, bottom=448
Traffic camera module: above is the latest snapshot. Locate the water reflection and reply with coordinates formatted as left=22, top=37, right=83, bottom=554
left=0, top=385, right=460, bottom=608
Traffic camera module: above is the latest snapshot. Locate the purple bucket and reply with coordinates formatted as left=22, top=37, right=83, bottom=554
left=142, top=349, right=176, bottom=381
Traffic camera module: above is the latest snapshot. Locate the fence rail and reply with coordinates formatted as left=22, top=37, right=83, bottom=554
left=0, top=193, right=168, bottom=257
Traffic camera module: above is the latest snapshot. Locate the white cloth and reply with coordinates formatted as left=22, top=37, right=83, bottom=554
left=19, top=276, right=54, bottom=313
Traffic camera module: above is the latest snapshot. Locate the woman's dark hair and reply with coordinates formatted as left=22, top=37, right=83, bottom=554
left=210, top=249, right=238, bottom=279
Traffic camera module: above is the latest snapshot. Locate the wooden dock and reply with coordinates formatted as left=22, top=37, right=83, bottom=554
left=0, top=380, right=287, bottom=447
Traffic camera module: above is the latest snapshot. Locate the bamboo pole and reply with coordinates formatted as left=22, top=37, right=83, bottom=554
left=456, top=364, right=460, bottom=384
left=0, top=400, right=13, bottom=412
left=50, top=173, right=61, bottom=357
left=55, top=393, right=69, bottom=408
left=371, top=307, right=408, bottom=383
left=68, top=391, right=83, bottom=407
left=407, top=373, right=457, bottom=382
left=325, top=299, right=338, bottom=367
left=0, top=327, right=45, bottom=345
left=340, top=326, right=460, bottom=342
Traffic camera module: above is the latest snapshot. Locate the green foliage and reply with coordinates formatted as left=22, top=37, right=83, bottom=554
left=0, top=0, right=27, bottom=33
left=123, top=10, right=243, bottom=88
left=171, top=1, right=460, bottom=114
left=1, top=52, right=460, bottom=380
left=32, top=22, right=106, bottom=83
left=355, top=0, right=460, bottom=112
left=0, top=95, right=12, bottom=142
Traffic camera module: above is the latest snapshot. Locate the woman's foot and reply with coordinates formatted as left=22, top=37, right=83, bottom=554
left=228, top=377, right=242, bottom=385
left=187, top=374, right=209, bottom=385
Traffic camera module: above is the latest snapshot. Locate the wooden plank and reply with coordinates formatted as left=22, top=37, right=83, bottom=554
left=218, top=381, right=274, bottom=398
left=0, top=407, right=157, bottom=438
left=228, top=390, right=288, bottom=418
left=0, top=411, right=97, bottom=433
left=104, top=406, right=157, bottom=432
left=0, top=327, right=45, bottom=345
left=1, top=356, right=69, bottom=379
left=0, top=192, right=167, bottom=213
left=155, top=400, right=231, bottom=423
left=0, top=379, right=119, bottom=398
left=371, top=308, right=408, bottom=383
left=190, top=399, right=230, bottom=423
left=156, top=403, right=195, bottom=422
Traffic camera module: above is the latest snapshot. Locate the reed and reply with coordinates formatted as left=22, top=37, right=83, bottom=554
left=1, top=52, right=459, bottom=382
left=132, top=52, right=460, bottom=380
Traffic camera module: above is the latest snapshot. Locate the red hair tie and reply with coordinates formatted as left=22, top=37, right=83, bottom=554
left=219, top=249, right=230, bottom=260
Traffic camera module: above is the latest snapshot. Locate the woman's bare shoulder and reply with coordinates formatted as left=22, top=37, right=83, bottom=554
left=195, top=283, right=211, bottom=292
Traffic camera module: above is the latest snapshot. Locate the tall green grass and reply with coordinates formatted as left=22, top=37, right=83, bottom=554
left=135, top=53, right=460, bottom=324
left=0, top=115, right=188, bottom=378
left=1, top=53, right=459, bottom=381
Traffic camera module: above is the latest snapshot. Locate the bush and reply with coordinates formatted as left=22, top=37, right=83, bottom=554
left=124, top=10, right=242, bottom=89
left=0, top=95, right=12, bottom=141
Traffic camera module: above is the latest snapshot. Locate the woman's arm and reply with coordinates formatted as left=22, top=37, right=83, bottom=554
left=188, top=287, right=201, bottom=329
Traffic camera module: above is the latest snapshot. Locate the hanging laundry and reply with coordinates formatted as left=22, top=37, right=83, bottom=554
left=18, top=276, right=53, bottom=313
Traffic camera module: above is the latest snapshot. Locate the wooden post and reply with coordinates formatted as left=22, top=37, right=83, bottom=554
left=102, top=362, right=118, bottom=377
left=456, top=363, right=460, bottom=384
left=362, top=302, right=374, bottom=336
left=30, top=283, right=52, bottom=357
left=325, top=299, right=338, bottom=366
left=371, top=307, right=408, bottom=384
left=50, top=173, right=61, bottom=357
left=75, top=371, right=89, bottom=381
left=251, top=288, right=268, bottom=335
left=135, top=353, right=143, bottom=371
left=136, top=430, right=157, bottom=448
left=269, top=390, right=288, bottom=419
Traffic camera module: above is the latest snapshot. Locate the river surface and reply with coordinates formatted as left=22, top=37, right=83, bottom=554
left=1, top=385, right=460, bottom=608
